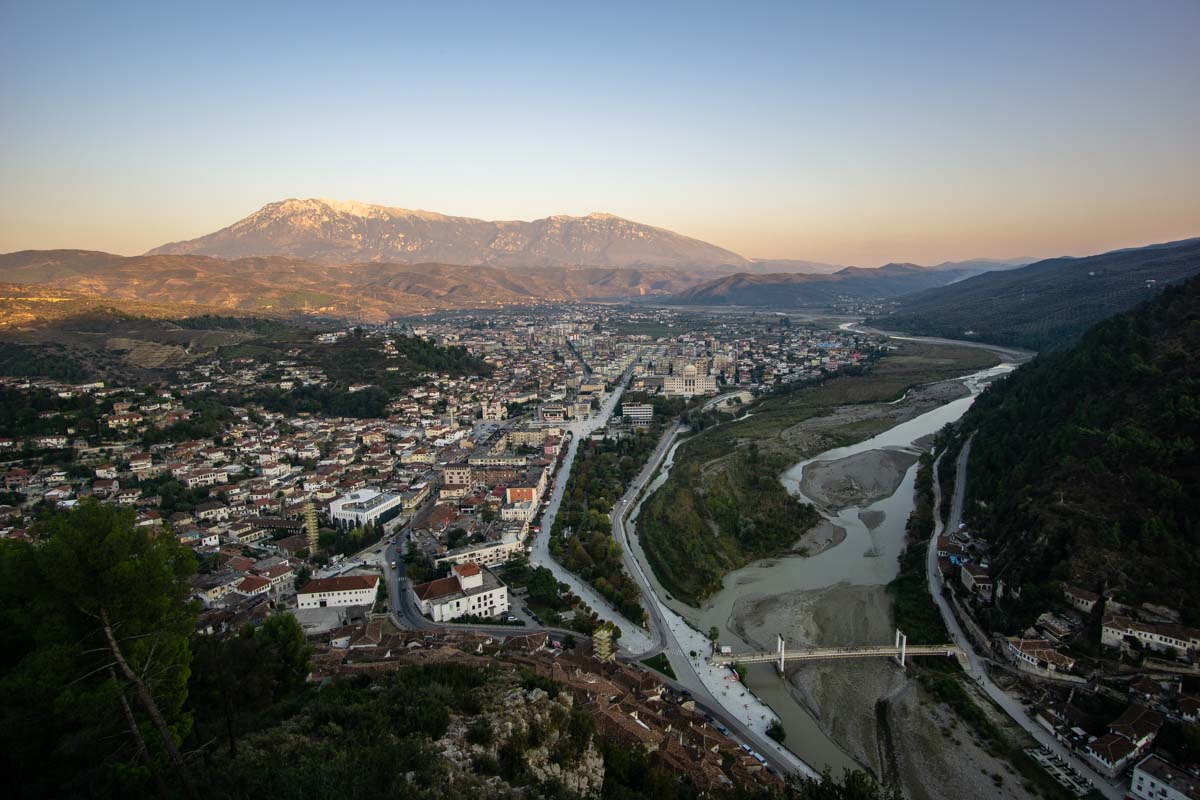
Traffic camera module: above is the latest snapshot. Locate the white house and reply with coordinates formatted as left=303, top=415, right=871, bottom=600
left=234, top=574, right=271, bottom=598
left=1102, top=614, right=1200, bottom=654
left=411, top=563, right=509, bottom=622
left=1130, top=755, right=1199, bottom=800
left=296, top=574, right=379, bottom=609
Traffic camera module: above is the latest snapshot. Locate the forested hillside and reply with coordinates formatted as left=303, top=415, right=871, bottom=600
left=873, top=237, right=1200, bottom=350
left=962, top=276, right=1200, bottom=628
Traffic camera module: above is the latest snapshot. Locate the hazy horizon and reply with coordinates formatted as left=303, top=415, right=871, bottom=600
left=2, top=0, right=1198, bottom=265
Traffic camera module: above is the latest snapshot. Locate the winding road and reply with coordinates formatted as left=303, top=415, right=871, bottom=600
left=928, top=440, right=1123, bottom=800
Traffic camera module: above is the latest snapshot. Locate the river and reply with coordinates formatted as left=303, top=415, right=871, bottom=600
left=632, top=359, right=1017, bottom=774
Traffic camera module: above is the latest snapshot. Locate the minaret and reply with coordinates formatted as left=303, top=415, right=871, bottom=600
left=592, top=626, right=615, bottom=663
left=303, top=500, right=319, bottom=552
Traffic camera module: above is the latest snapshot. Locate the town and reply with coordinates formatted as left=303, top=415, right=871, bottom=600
left=935, top=517, right=1200, bottom=798
left=0, top=304, right=882, bottom=786
left=5, top=299, right=1199, bottom=800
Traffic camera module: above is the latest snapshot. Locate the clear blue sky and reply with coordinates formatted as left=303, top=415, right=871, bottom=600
left=2, top=0, right=1198, bottom=264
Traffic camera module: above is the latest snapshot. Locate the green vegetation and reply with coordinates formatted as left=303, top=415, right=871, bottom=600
left=244, top=329, right=491, bottom=418
left=875, top=237, right=1200, bottom=350
left=641, top=341, right=1000, bottom=605
left=173, top=314, right=293, bottom=334
left=766, top=720, right=786, bottom=743
left=501, top=560, right=623, bottom=639
left=140, top=397, right=235, bottom=446
left=0, top=501, right=199, bottom=798
left=551, top=413, right=682, bottom=624
left=640, top=653, right=676, bottom=679
left=0, top=340, right=94, bottom=380
left=252, top=383, right=394, bottom=418
left=886, top=452, right=950, bottom=646
left=0, top=384, right=105, bottom=439
left=963, top=276, right=1200, bottom=628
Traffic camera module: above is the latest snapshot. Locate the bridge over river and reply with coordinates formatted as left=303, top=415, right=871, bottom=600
left=709, top=630, right=966, bottom=672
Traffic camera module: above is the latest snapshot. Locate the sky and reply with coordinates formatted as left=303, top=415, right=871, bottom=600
left=1, top=0, right=1198, bottom=266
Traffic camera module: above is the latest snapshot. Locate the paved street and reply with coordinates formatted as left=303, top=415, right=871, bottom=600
left=608, top=416, right=821, bottom=779
left=527, top=361, right=655, bottom=654
left=928, top=440, right=1124, bottom=800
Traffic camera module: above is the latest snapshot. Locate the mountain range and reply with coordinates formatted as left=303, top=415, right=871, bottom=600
left=872, top=236, right=1200, bottom=349
left=147, top=198, right=750, bottom=270
left=0, top=199, right=1037, bottom=324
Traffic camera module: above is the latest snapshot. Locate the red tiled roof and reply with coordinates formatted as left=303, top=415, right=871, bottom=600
left=412, top=575, right=461, bottom=601
left=299, top=575, right=379, bottom=595
left=237, top=575, right=271, bottom=592
left=453, top=562, right=481, bottom=577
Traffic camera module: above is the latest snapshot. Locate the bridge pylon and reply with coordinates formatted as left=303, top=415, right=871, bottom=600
left=776, top=634, right=785, bottom=674
left=893, top=628, right=908, bottom=669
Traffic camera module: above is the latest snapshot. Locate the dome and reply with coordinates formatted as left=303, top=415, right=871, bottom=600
left=682, top=364, right=698, bottom=377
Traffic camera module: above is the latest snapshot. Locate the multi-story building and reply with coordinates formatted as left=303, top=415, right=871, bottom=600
left=434, top=533, right=525, bottom=569
left=1102, top=614, right=1200, bottom=654
left=296, top=574, right=380, bottom=609
left=622, top=403, right=654, bottom=425
left=411, top=563, right=509, bottom=622
left=328, top=489, right=404, bottom=530
left=662, top=364, right=717, bottom=397
left=1131, top=755, right=1199, bottom=800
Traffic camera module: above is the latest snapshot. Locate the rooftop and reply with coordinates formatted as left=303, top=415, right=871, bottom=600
left=299, top=574, right=379, bottom=594
left=1136, top=754, right=1200, bottom=800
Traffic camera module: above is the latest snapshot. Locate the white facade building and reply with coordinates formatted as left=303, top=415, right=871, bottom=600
left=328, top=489, right=404, bottom=530
left=1131, top=755, right=1199, bottom=800
left=662, top=364, right=717, bottom=397
left=296, top=574, right=380, bottom=609
left=622, top=403, right=654, bottom=425
left=411, top=563, right=509, bottom=622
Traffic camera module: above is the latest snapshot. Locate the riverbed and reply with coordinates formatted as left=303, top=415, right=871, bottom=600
left=638, top=360, right=1018, bottom=777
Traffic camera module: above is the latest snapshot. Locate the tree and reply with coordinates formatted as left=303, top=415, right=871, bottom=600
left=527, top=566, right=561, bottom=607
left=188, top=615, right=310, bottom=758
left=256, top=613, right=311, bottom=692
left=787, top=769, right=903, bottom=800
left=0, top=500, right=198, bottom=798
left=294, top=565, right=312, bottom=591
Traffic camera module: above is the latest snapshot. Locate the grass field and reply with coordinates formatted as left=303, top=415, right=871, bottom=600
left=639, top=340, right=1000, bottom=605
left=640, top=653, right=677, bottom=679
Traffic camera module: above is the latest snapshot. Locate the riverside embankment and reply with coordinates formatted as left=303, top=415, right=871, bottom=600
left=631, top=338, right=1036, bottom=796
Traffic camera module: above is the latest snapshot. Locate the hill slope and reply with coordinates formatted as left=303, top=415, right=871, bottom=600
left=961, top=275, right=1200, bottom=627
left=0, top=250, right=710, bottom=321
left=669, top=262, right=977, bottom=306
left=147, top=198, right=750, bottom=270
left=873, top=237, right=1200, bottom=349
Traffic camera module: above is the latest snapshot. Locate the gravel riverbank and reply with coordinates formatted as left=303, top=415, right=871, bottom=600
left=799, top=448, right=919, bottom=512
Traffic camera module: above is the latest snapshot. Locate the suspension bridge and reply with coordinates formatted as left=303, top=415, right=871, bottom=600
left=709, top=629, right=965, bottom=672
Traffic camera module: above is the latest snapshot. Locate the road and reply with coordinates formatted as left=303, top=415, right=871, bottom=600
left=606, top=417, right=821, bottom=779
left=527, top=360, right=655, bottom=653
left=928, top=440, right=1123, bottom=800
left=370, top=372, right=815, bottom=777
left=842, top=322, right=1035, bottom=365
